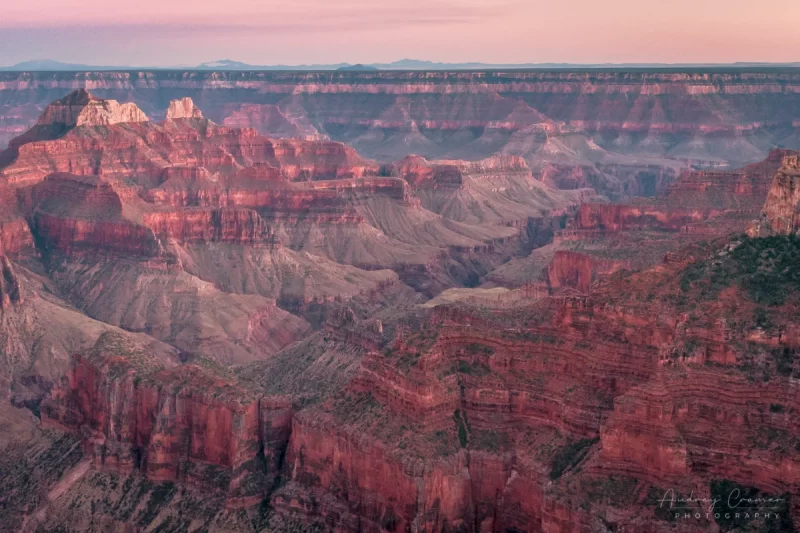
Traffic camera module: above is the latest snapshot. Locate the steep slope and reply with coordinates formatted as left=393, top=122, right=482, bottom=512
left=0, top=254, right=178, bottom=407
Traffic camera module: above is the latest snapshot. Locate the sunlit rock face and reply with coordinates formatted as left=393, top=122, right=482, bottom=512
left=165, top=97, right=204, bottom=120
left=749, top=154, right=800, bottom=236
left=36, top=88, right=149, bottom=128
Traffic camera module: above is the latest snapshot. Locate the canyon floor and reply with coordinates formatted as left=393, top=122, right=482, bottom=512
left=0, top=80, right=798, bottom=533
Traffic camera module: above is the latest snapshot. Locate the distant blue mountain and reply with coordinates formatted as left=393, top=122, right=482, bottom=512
left=336, top=64, right=380, bottom=72
left=2, top=58, right=799, bottom=72
left=0, top=59, right=122, bottom=71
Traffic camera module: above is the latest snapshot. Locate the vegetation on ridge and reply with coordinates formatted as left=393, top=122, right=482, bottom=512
left=680, top=235, right=800, bottom=306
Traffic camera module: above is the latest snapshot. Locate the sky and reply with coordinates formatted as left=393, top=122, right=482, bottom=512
left=1, top=0, right=799, bottom=66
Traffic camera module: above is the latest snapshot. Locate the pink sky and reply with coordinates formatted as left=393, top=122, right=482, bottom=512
left=2, top=0, right=799, bottom=66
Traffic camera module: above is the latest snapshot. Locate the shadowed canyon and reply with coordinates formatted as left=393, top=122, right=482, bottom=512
left=0, top=70, right=798, bottom=533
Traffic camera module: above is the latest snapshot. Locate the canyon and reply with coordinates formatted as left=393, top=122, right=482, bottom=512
left=0, top=79, right=797, bottom=533
left=2, top=70, right=800, bottom=200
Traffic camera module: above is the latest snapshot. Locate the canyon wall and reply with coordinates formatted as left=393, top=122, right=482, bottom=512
left=756, top=154, right=800, bottom=235
left=1, top=70, right=799, bottom=198
left=41, top=333, right=292, bottom=504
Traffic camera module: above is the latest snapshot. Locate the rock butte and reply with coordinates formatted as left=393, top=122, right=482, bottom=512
left=0, top=88, right=798, bottom=532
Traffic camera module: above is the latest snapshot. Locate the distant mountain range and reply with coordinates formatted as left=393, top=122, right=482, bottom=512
left=0, top=59, right=121, bottom=71
left=2, top=58, right=800, bottom=71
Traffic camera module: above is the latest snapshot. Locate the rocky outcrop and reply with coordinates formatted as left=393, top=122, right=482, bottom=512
left=0, top=182, right=34, bottom=255
left=165, top=97, right=204, bottom=120
left=275, top=412, right=474, bottom=532
left=396, top=155, right=463, bottom=189
left=547, top=250, right=625, bottom=294
left=0, top=91, right=382, bottom=187
left=750, top=153, right=800, bottom=235
left=36, top=88, right=148, bottom=128
left=0, top=217, right=34, bottom=256
left=662, top=149, right=791, bottom=212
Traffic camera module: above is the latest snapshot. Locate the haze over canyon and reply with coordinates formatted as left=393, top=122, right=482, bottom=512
left=0, top=66, right=798, bottom=533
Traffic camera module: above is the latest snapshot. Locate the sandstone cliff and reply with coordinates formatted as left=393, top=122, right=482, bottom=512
left=750, top=154, right=800, bottom=236
left=36, top=88, right=149, bottom=128
left=165, top=97, right=204, bottom=120
left=41, top=333, right=291, bottom=503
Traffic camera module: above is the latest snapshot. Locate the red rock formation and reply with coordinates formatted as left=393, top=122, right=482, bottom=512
left=547, top=250, right=625, bottom=294
left=575, top=203, right=706, bottom=232
left=0, top=92, right=585, bottom=294
left=41, top=333, right=292, bottom=499
left=262, top=243, right=800, bottom=530
left=751, top=153, right=800, bottom=235
left=396, top=155, right=463, bottom=189
left=141, top=208, right=277, bottom=246
left=662, top=148, right=791, bottom=211
left=599, top=369, right=800, bottom=493
left=0, top=91, right=381, bottom=187
left=36, top=88, right=149, bottom=128
left=264, top=296, right=667, bottom=530
left=165, top=97, right=204, bottom=120
left=30, top=174, right=163, bottom=257
left=0, top=217, right=34, bottom=256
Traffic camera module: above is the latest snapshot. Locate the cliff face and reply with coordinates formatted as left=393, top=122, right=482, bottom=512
left=753, top=154, right=800, bottom=235
left=575, top=202, right=708, bottom=232
left=0, top=217, right=34, bottom=256
left=599, top=369, right=800, bottom=493
left=547, top=250, right=625, bottom=294
left=41, top=333, right=290, bottom=502
left=263, top=248, right=800, bottom=531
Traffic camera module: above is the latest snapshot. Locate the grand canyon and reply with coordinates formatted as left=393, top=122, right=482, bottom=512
left=0, top=68, right=798, bottom=533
